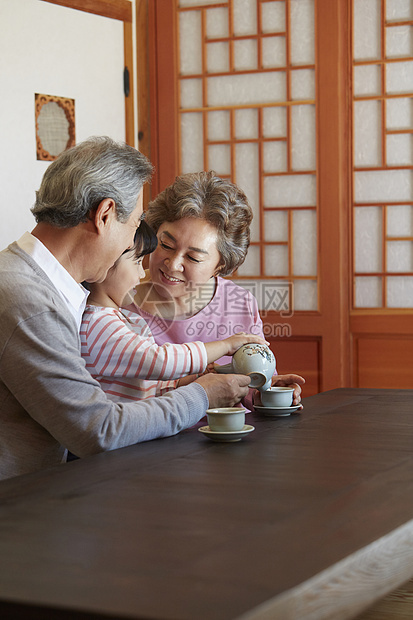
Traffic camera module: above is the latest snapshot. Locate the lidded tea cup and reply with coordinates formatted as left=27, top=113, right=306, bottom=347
left=206, top=407, right=246, bottom=432
left=260, top=386, right=294, bottom=408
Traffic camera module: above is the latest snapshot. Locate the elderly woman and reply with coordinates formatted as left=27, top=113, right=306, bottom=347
left=125, top=171, right=304, bottom=405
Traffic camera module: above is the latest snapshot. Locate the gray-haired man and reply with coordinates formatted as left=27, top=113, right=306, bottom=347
left=0, top=137, right=251, bottom=480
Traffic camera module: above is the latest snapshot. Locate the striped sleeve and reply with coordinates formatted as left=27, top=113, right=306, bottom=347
left=97, top=376, right=179, bottom=401
left=80, top=306, right=207, bottom=381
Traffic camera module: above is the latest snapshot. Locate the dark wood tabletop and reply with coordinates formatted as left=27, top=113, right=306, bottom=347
left=0, top=388, right=413, bottom=620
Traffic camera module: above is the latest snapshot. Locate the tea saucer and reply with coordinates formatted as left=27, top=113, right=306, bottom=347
left=198, top=424, right=255, bottom=442
left=254, top=404, right=302, bottom=416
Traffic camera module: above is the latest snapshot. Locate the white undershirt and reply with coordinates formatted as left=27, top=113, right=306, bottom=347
left=16, top=232, right=89, bottom=330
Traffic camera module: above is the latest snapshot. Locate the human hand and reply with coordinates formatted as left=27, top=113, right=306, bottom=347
left=177, top=374, right=198, bottom=387
left=254, top=374, right=305, bottom=407
left=222, top=332, right=268, bottom=357
left=195, top=373, right=251, bottom=408
left=273, top=374, right=305, bottom=406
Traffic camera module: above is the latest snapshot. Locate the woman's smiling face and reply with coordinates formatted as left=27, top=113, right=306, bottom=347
left=148, top=217, right=221, bottom=301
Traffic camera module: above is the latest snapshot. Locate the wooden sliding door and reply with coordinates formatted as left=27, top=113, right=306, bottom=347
left=138, top=0, right=413, bottom=395
left=350, top=0, right=413, bottom=389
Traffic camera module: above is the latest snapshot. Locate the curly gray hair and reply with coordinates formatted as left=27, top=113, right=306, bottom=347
left=145, top=171, right=252, bottom=276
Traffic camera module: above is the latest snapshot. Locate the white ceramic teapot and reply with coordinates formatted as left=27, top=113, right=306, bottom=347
left=215, top=343, right=276, bottom=391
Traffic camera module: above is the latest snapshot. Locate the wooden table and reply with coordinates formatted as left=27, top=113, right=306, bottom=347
left=0, top=388, right=413, bottom=620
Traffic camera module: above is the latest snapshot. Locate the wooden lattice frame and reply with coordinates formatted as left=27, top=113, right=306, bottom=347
left=175, top=0, right=318, bottom=298
left=351, top=6, right=413, bottom=309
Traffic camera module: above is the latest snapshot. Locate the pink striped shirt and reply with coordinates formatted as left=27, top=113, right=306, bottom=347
left=80, top=306, right=207, bottom=402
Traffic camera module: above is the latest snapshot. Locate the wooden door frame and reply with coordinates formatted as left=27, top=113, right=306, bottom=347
left=41, top=0, right=135, bottom=147
left=316, top=0, right=352, bottom=389
left=136, top=0, right=178, bottom=199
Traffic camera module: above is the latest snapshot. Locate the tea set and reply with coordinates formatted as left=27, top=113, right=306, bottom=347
left=198, top=343, right=301, bottom=442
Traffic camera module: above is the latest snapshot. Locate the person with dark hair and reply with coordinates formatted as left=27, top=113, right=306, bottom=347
left=81, top=220, right=267, bottom=402
left=0, top=138, right=255, bottom=480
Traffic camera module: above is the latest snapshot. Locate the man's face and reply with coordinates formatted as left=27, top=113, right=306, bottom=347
left=92, top=192, right=143, bottom=283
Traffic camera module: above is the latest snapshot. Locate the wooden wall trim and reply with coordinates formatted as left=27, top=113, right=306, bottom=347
left=136, top=0, right=153, bottom=205
left=147, top=0, right=179, bottom=196
left=147, top=0, right=159, bottom=196
left=124, top=21, right=135, bottom=147
left=136, top=0, right=150, bottom=159
left=41, top=0, right=132, bottom=22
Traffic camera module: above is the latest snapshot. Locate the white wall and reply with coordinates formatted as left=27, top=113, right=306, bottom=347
left=0, top=0, right=135, bottom=250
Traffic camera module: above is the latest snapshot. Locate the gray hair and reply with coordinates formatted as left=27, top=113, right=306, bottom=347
left=32, top=136, right=153, bottom=227
left=145, top=171, right=253, bottom=276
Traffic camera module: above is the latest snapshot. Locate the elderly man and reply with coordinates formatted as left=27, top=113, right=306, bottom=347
left=0, top=137, right=251, bottom=480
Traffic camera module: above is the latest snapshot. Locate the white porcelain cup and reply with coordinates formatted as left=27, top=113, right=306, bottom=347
left=206, top=407, right=246, bottom=432
left=215, top=343, right=276, bottom=391
left=260, top=386, right=294, bottom=408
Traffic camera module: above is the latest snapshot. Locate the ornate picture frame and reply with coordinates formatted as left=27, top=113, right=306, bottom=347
left=35, top=93, right=75, bottom=161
